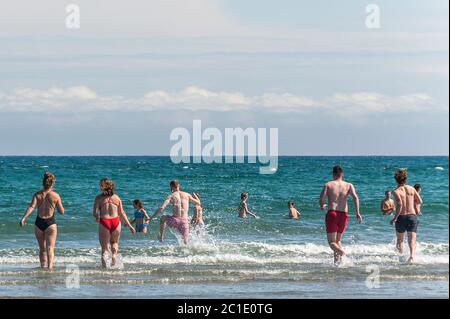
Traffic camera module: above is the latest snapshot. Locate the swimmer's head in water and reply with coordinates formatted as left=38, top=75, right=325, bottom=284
left=332, top=165, right=344, bottom=179
left=395, top=169, right=408, bottom=185
left=100, top=178, right=115, bottom=196
left=241, top=192, right=248, bottom=200
left=43, top=172, right=55, bottom=190
left=170, top=180, right=180, bottom=192
left=288, top=201, right=294, bottom=208
left=133, top=199, right=143, bottom=209
left=414, top=184, right=422, bottom=192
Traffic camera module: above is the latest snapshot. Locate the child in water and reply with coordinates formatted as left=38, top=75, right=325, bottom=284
left=381, top=190, right=395, bottom=215
left=238, top=193, right=258, bottom=219
left=288, top=201, right=300, bottom=219
left=130, top=199, right=150, bottom=233
left=191, top=193, right=204, bottom=228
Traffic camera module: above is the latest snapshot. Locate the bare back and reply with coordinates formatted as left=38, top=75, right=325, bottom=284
left=170, top=191, right=190, bottom=218
left=325, top=180, right=351, bottom=212
left=95, top=194, right=121, bottom=218
left=35, top=191, right=60, bottom=219
left=393, top=185, right=420, bottom=216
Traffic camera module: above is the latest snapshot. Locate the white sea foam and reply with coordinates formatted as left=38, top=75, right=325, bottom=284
left=0, top=242, right=447, bottom=266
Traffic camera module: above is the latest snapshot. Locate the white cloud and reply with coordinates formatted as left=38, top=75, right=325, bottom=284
left=0, top=86, right=446, bottom=116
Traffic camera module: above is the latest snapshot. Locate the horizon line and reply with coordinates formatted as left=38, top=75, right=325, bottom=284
left=0, top=154, right=448, bottom=157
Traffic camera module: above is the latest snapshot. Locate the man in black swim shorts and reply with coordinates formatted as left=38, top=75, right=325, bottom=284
left=390, top=169, right=423, bottom=263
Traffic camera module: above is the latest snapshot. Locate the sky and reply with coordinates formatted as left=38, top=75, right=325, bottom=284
left=0, top=0, right=448, bottom=155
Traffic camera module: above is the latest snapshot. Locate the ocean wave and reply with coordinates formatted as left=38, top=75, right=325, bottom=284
left=0, top=242, right=447, bottom=266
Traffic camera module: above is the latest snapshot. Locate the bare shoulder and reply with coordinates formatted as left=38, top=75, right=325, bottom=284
left=181, top=191, right=191, bottom=198
left=94, top=194, right=104, bottom=202
left=33, top=191, right=42, bottom=198
left=49, top=191, right=61, bottom=200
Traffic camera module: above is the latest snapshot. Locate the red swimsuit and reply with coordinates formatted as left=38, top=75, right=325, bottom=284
left=99, top=217, right=120, bottom=233
left=98, top=196, right=121, bottom=233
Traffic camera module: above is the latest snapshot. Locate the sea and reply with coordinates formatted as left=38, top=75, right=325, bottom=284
left=0, top=156, right=448, bottom=298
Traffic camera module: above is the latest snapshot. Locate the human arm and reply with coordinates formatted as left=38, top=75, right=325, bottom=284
left=149, top=194, right=172, bottom=221
left=319, top=184, right=327, bottom=211
left=390, top=191, right=403, bottom=225
left=244, top=202, right=258, bottom=219
left=142, top=209, right=151, bottom=222
left=414, top=190, right=423, bottom=215
left=56, top=194, right=64, bottom=215
left=189, top=193, right=201, bottom=206
left=92, top=197, right=100, bottom=221
left=349, top=184, right=362, bottom=223
left=118, top=199, right=136, bottom=233
left=19, top=194, right=38, bottom=227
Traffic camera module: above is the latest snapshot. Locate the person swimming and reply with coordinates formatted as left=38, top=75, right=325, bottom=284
left=130, top=199, right=150, bottom=233
left=19, top=172, right=64, bottom=270
left=191, top=193, right=204, bottom=228
left=93, top=178, right=136, bottom=268
left=238, top=193, right=258, bottom=219
left=288, top=201, right=300, bottom=219
left=381, top=190, right=395, bottom=215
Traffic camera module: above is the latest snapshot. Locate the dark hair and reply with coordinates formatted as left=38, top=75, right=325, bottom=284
left=241, top=192, right=248, bottom=200
left=100, top=178, right=115, bottom=197
left=413, top=184, right=422, bottom=191
left=133, top=199, right=143, bottom=209
left=288, top=201, right=294, bottom=206
left=333, top=165, right=344, bottom=177
left=194, top=193, right=201, bottom=200
left=395, top=169, right=408, bottom=185
left=170, top=180, right=180, bottom=189
left=43, top=172, right=55, bottom=190
left=385, top=189, right=391, bottom=195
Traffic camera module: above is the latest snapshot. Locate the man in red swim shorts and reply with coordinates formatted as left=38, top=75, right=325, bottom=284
left=149, top=180, right=201, bottom=245
left=319, top=165, right=363, bottom=264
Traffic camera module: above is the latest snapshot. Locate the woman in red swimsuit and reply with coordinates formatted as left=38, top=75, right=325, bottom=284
left=93, top=178, right=135, bottom=268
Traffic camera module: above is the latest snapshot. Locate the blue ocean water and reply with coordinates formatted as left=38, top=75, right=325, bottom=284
left=0, top=156, right=448, bottom=298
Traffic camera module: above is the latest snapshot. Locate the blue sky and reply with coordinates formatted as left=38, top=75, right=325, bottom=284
left=0, top=0, right=448, bottom=155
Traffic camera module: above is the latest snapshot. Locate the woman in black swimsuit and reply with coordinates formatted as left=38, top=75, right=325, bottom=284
left=19, top=172, right=64, bottom=269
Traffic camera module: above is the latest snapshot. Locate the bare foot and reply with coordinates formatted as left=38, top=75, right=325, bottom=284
left=407, top=256, right=415, bottom=264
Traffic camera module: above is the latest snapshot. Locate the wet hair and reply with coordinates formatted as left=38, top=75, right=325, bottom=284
left=100, top=178, right=115, bottom=197
left=288, top=201, right=294, bottom=207
left=414, top=184, right=422, bottom=192
left=133, top=199, right=143, bottom=209
left=241, top=192, right=248, bottom=200
left=42, top=172, right=55, bottom=190
left=170, top=180, right=180, bottom=190
left=385, top=190, right=391, bottom=195
left=395, top=169, right=408, bottom=185
left=333, top=165, right=344, bottom=177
